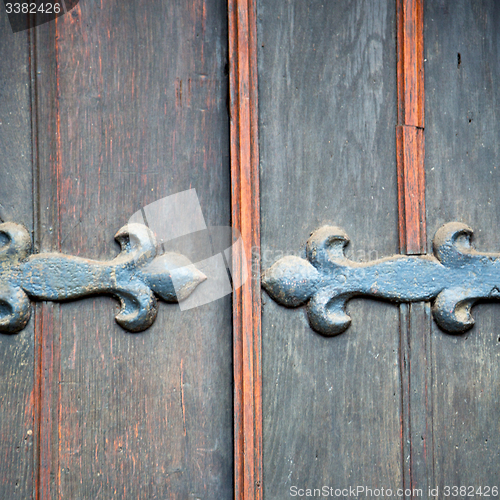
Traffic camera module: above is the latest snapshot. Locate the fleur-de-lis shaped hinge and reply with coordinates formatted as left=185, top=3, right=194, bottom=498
left=262, top=222, right=500, bottom=336
left=0, top=222, right=206, bottom=333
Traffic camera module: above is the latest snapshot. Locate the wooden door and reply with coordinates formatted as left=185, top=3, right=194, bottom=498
left=257, top=0, right=500, bottom=498
left=1, top=1, right=234, bottom=498
left=1, top=1, right=499, bottom=499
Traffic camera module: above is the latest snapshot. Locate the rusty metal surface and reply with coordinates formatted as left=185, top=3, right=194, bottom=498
left=0, top=222, right=205, bottom=333
left=262, top=222, right=500, bottom=336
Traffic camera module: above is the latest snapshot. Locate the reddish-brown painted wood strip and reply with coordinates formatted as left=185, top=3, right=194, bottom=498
left=397, top=2, right=428, bottom=499
left=397, top=0, right=426, bottom=254
left=228, top=0, right=262, bottom=498
left=397, top=0, right=424, bottom=128
left=396, top=125, right=425, bottom=254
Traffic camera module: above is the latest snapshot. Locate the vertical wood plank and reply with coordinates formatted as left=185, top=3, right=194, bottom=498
left=399, top=303, right=435, bottom=499
left=31, top=18, right=63, bottom=499
left=397, top=0, right=426, bottom=254
left=0, top=15, right=35, bottom=500
left=397, top=0, right=424, bottom=128
left=259, top=1, right=401, bottom=496
left=34, top=1, right=233, bottom=498
left=228, top=0, right=262, bottom=499
left=425, top=0, right=500, bottom=494
left=396, top=2, right=432, bottom=498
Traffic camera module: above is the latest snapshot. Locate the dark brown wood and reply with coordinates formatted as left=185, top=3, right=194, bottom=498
left=33, top=1, right=233, bottom=498
left=0, top=15, right=35, bottom=499
left=258, top=0, right=402, bottom=495
left=425, top=0, right=500, bottom=493
left=228, top=0, right=262, bottom=498
left=34, top=306, right=59, bottom=500
left=397, top=0, right=426, bottom=255
left=2, top=2, right=498, bottom=498
left=31, top=18, right=61, bottom=500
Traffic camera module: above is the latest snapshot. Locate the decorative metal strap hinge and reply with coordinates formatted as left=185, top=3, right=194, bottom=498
left=0, top=222, right=206, bottom=333
left=262, top=222, right=500, bottom=336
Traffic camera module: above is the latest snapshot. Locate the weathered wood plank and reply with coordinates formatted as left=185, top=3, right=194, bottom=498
left=228, top=0, right=262, bottom=498
left=258, top=0, right=402, bottom=496
left=34, top=1, right=232, bottom=498
left=399, top=302, right=435, bottom=499
left=31, top=19, right=61, bottom=500
left=396, top=125, right=425, bottom=254
left=0, top=15, right=35, bottom=500
left=425, top=0, right=500, bottom=494
left=396, top=3, right=429, bottom=499
left=397, top=0, right=424, bottom=129
left=396, top=0, right=426, bottom=254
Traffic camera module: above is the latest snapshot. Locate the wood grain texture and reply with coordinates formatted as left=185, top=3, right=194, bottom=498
left=397, top=0, right=424, bottom=128
left=399, top=303, right=435, bottom=500
left=30, top=20, right=62, bottom=500
left=425, top=0, right=500, bottom=494
left=396, top=125, right=425, bottom=254
left=258, top=1, right=402, bottom=497
left=396, top=0, right=426, bottom=254
left=228, top=0, right=262, bottom=499
left=0, top=14, right=35, bottom=500
left=34, top=1, right=232, bottom=498
left=396, top=2, right=430, bottom=498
